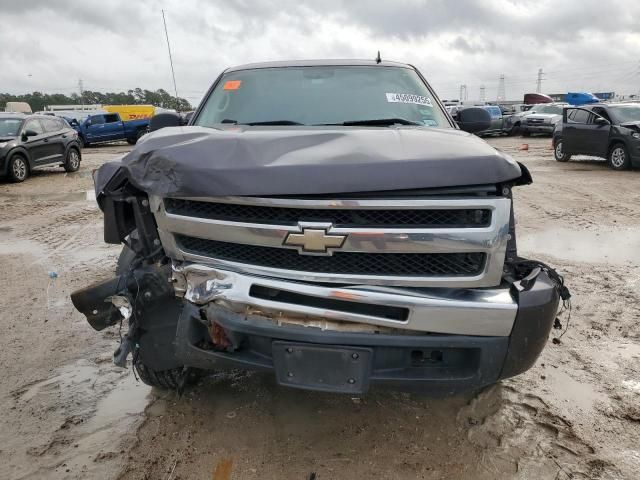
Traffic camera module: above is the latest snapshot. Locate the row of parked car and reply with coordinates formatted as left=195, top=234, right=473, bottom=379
left=447, top=103, right=566, bottom=137
left=0, top=104, right=167, bottom=182
left=448, top=101, right=640, bottom=170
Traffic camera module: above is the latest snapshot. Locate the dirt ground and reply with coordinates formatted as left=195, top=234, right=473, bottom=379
left=0, top=137, right=638, bottom=480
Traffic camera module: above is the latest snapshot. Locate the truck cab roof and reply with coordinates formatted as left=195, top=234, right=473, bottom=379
left=225, top=59, right=414, bottom=73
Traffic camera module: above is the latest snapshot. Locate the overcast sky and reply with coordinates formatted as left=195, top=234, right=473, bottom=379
left=1, top=0, right=639, bottom=105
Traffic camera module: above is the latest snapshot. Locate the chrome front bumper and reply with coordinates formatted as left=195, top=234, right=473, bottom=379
left=172, top=263, right=518, bottom=337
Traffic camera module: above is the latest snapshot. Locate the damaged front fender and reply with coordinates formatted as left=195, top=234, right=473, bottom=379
left=70, top=276, right=127, bottom=331
left=70, top=260, right=184, bottom=371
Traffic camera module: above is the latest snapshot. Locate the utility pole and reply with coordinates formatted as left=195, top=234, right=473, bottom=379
left=479, top=85, right=486, bottom=103
left=497, top=75, right=505, bottom=102
left=162, top=9, right=180, bottom=109
left=536, top=68, right=545, bottom=93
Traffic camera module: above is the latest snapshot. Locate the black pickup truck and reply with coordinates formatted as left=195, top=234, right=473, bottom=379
left=72, top=60, right=567, bottom=395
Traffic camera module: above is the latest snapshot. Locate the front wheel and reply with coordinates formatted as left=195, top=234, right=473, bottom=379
left=64, top=148, right=81, bottom=172
left=116, top=239, right=201, bottom=390
left=8, top=155, right=29, bottom=182
left=608, top=144, right=630, bottom=170
left=554, top=140, right=571, bottom=162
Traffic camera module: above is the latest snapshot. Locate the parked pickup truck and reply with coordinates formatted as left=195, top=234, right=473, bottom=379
left=72, top=60, right=568, bottom=395
left=70, top=112, right=149, bottom=147
left=520, top=103, right=565, bottom=136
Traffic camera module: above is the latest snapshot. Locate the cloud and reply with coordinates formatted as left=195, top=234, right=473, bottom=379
left=0, top=0, right=638, bottom=105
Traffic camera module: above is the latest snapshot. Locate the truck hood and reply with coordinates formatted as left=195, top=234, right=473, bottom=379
left=95, top=125, right=523, bottom=198
left=620, top=121, right=640, bottom=132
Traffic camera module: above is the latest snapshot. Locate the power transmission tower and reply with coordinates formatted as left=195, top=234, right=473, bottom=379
left=497, top=75, right=505, bottom=101
left=78, top=79, right=84, bottom=108
left=479, top=85, right=486, bottom=103
left=459, top=84, right=468, bottom=101
left=536, top=68, right=545, bottom=93
left=637, top=60, right=640, bottom=98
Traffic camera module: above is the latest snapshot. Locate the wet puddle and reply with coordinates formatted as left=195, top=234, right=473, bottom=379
left=9, top=358, right=152, bottom=478
left=543, top=369, right=608, bottom=414
left=519, top=227, right=640, bottom=265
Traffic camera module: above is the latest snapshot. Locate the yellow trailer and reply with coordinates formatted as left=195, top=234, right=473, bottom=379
left=103, top=105, right=155, bottom=121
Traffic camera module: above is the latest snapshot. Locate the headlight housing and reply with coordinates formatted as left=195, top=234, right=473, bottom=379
left=0, top=142, right=7, bottom=148
left=632, top=132, right=640, bottom=140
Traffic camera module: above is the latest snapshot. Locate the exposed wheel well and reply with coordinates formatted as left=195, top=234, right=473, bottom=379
left=608, top=140, right=626, bottom=155
left=67, top=144, right=80, bottom=155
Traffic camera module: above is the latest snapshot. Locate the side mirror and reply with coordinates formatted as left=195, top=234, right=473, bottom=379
left=22, top=129, right=39, bottom=139
left=456, top=107, right=491, bottom=134
left=594, top=117, right=610, bottom=125
left=149, top=112, right=181, bottom=132
left=85, top=119, right=92, bottom=126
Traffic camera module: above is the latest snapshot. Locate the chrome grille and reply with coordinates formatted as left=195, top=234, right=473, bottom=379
left=164, top=198, right=491, bottom=228
left=151, top=195, right=512, bottom=288
left=176, top=235, right=486, bottom=277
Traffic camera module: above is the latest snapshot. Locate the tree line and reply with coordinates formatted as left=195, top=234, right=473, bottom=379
left=0, top=88, right=192, bottom=112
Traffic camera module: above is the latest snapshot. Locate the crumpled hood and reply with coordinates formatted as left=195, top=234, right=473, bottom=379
left=95, top=125, right=523, bottom=198
left=620, top=121, right=640, bottom=132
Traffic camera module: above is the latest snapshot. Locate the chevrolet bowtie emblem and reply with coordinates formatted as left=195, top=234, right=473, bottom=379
left=283, top=228, right=347, bottom=253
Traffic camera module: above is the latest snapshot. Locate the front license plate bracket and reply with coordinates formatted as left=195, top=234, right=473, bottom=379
left=272, top=342, right=373, bottom=394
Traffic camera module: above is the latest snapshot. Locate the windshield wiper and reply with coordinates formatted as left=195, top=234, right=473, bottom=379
left=317, top=118, right=423, bottom=126
left=218, top=119, right=304, bottom=126
left=246, top=120, right=304, bottom=126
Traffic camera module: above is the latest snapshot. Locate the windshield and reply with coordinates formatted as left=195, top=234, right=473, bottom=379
left=608, top=105, right=640, bottom=124
left=0, top=118, right=23, bottom=136
left=194, top=66, right=450, bottom=127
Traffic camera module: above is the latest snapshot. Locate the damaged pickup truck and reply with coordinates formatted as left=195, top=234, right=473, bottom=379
left=72, top=60, right=569, bottom=394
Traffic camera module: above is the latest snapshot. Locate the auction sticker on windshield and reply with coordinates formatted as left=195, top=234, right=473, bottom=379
left=386, top=93, right=433, bottom=106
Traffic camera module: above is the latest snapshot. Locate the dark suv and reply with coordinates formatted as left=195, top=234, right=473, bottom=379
left=553, top=103, right=640, bottom=170
left=0, top=113, right=82, bottom=182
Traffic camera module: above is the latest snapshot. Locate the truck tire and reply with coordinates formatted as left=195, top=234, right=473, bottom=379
left=553, top=139, right=571, bottom=162
left=134, top=362, right=190, bottom=390
left=126, top=129, right=146, bottom=145
left=63, top=147, right=81, bottom=172
left=608, top=143, right=630, bottom=170
left=509, top=123, right=520, bottom=136
left=8, top=154, right=29, bottom=182
left=116, top=239, right=201, bottom=390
